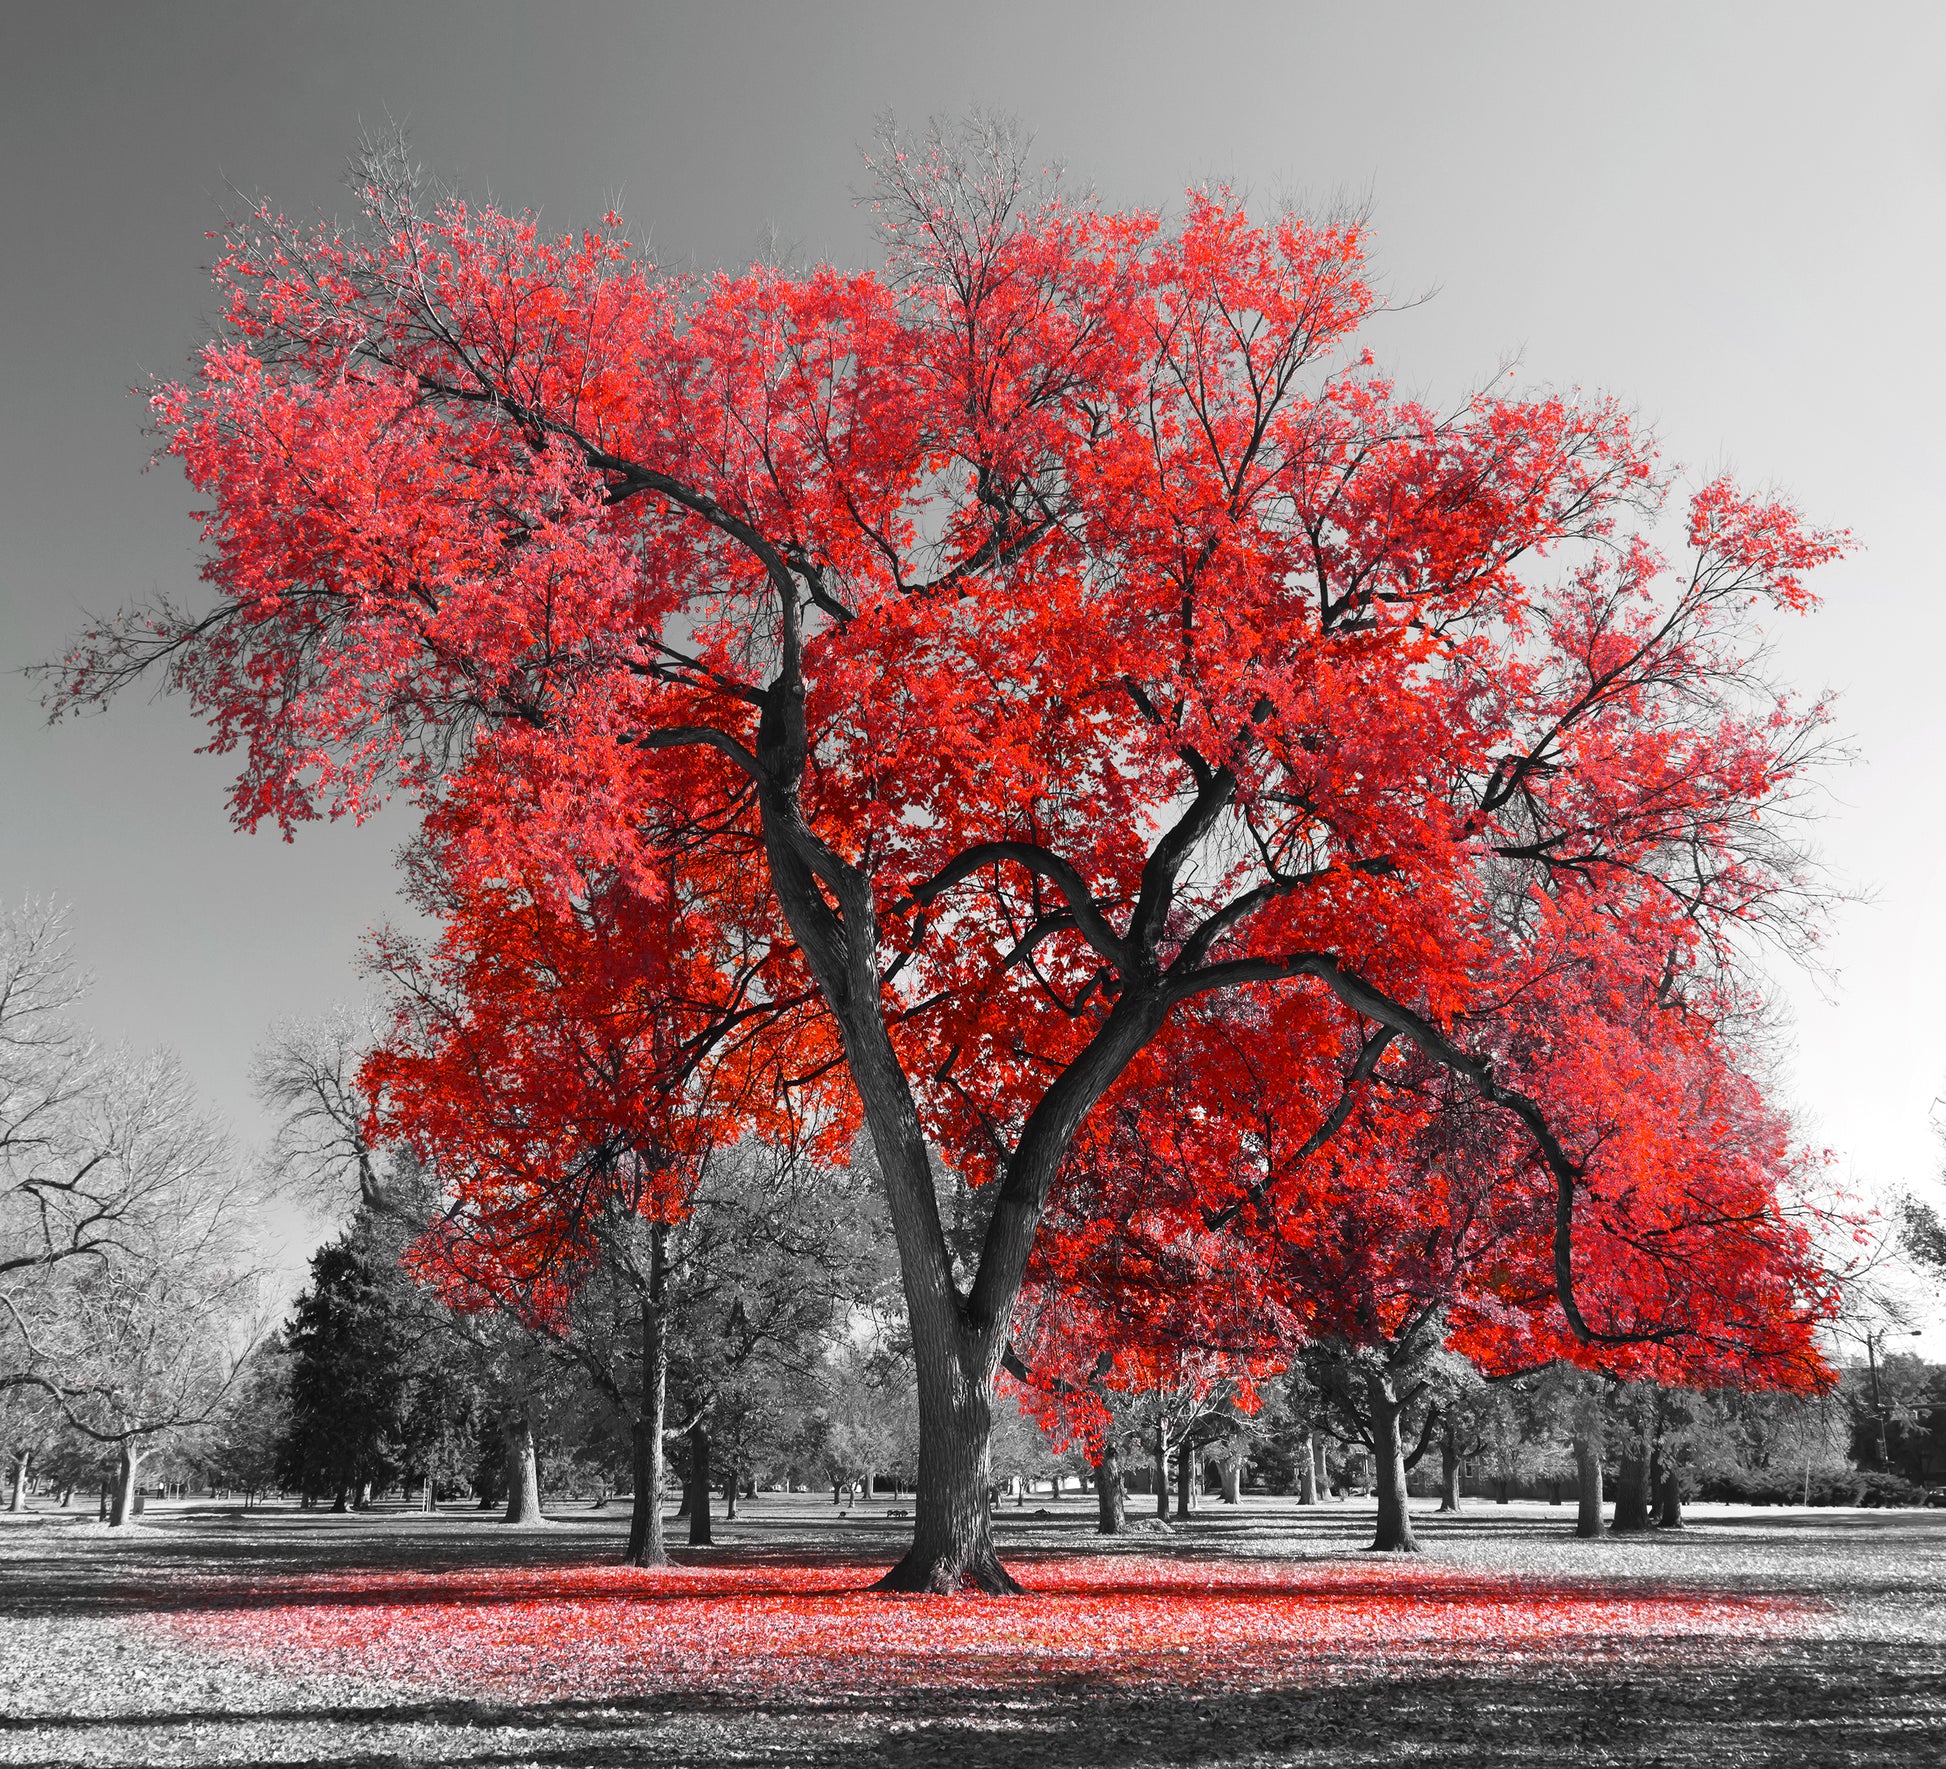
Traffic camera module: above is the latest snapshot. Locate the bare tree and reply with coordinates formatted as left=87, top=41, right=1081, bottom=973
left=2, top=908, right=264, bottom=1523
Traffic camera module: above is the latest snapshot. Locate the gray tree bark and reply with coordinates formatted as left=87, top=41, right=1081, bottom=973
left=108, top=1445, right=141, bottom=1528
left=1611, top=1451, right=1651, bottom=1533
left=502, top=1415, right=542, bottom=1524
left=1095, top=1438, right=1126, bottom=1535
left=1437, top=1413, right=1463, bottom=1513
left=1367, top=1370, right=1421, bottom=1552
left=687, top=1421, right=712, bottom=1546
left=1656, top=1463, right=1685, bottom=1530
left=1574, top=1432, right=1606, bottom=1539
left=624, top=1226, right=670, bottom=1567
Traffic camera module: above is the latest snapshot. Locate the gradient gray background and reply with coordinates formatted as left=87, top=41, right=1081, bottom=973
left=3, top=2, right=1943, bottom=1283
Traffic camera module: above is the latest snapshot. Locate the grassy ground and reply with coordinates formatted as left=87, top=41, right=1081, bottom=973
left=1, top=1492, right=1941, bottom=1767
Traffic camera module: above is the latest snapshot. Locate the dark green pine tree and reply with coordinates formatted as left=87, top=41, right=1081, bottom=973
left=278, top=1219, right=416, bottom=1509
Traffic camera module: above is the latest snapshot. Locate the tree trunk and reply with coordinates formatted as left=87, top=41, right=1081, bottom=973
left=1220, top=1460, right=1242, bottom=1504
left=1314, top=1434, right=1332, bottom=1499
left=1611, top=1451, right=1651, bottom=1534
left=687, top=1422, right=712, bottom=1547
left=1656, top=1463, right=1685, bottom=1530
left=624, top=1227, right=670, bottom=1568
left=1095, top=1438, right=1126, bottom=1535
left=1174, top=1444, right=1195, bottom=1520
left=502, top=1414, right=542, bottom=1524
left=1152, top=1420, right=1170, bottom=1519
left=1574, top=1433, right=1605, bottom=1539
left=875, top=1336, right=1017, bottom=1593
left=8, top=1448, right=28, bottom=1512
left=1296, top=1427, right=1318, bottom=1504
left=724, top=1451, right=739, bottom=1521
left=1367, top=1370, right=1421, bottom=1553
left=108, top=1445, right=141, bottom=1528
left=1437, top=1414, right=1462, bottom=1513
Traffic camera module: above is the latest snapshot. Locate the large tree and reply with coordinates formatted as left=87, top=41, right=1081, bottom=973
left=52, top=121, right=1843, bottom=1589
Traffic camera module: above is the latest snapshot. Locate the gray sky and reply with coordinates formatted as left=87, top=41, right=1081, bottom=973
left=4, top=2, right=1944, bottom=1281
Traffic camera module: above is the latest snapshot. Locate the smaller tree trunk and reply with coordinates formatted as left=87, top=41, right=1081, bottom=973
left=9, top=1448, right=29, bottom=1512
left=723, top=1451, right=739, bottom=1521
left=1367, top=1370, right=1421, bottom=1553
left=502, top=1415, right=542, bottom=1524
left=1611, top=1451, right=1651, bottom=1534
left=1152, top=1420, right=1170, bottom=1520
left=1297, top=1427, right=1318, bottom=1505
left=1314, top=1434, right=1332, bottom=1499
left=1220, top=1460, right=1242, bottom=1503
left=687, top=1422, right=712, bottom=1546
left=1174, top=1444, right=1195, bottom=1520
left=1574, top=1433, right=1605, bottom=1539
left=623, top=1228, right=670, bottom=1568
left=1436, top=1414, right=1463, bottom=1513
left=108, top=1445, right=142, bottom=1528
left=1095, top=1438, right=1126, bottom=1535
left=1656, top=1463, right=1685, bottom=1530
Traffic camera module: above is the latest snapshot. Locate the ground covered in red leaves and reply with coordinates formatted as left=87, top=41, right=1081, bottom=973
left=141, top=1550, right=1820, bottom=1703
left=2, top=1497, right=1942, bottom=1766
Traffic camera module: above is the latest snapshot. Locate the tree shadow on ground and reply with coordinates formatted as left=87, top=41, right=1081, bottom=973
left=4, top=1649, right=1940, bottom=1768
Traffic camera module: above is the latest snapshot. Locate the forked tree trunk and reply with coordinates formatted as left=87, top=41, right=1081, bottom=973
left=1367, top=1370, right=1421, bottom=1553
left=1574, top=1433, right=1606, bottom=1538
left=9, top=1448, right=28, bottom=1512
left=502, top=1415, right=542, bottom=1524
left=1656, top=1463, right=1685, bottom=1530
left=1221, top=1460, right=1242, bottom=1504
left=624, top=1226, right=670, bottom=1568
left=874, top=1337, right=1017, bottom=1593
left=1611, top=1451, right=1651, bottom=1533
left=108, top=1445, right=141, bottom=1527
left=1152, top=1421, right=1170, bottom=1520
left=1437, top=1414, right=1463, bottom=1513
left=1297, top=1427, right=1318, bottom=1505
left=1095, top=1438, right=1125, bottom=1535
left=687, top=1423, right=712, bottom=1547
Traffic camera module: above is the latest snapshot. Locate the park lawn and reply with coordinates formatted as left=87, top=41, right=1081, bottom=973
left=0, top=1496, right=1941, bottom=1766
